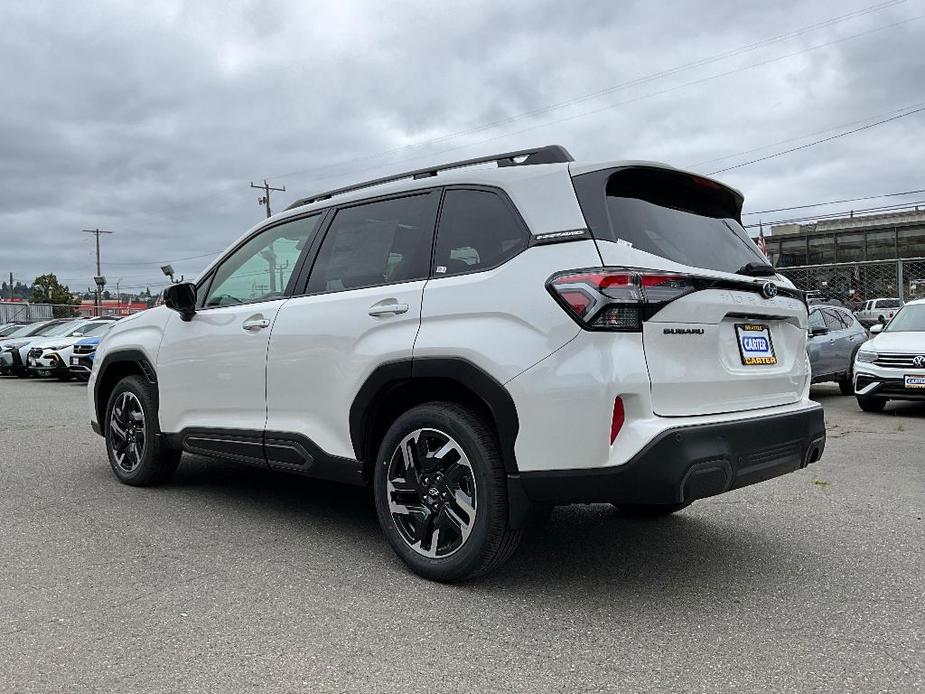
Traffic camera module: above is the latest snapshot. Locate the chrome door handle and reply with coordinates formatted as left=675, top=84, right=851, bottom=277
left=368, top=303, right=409, bottom=317
left=242, top=318, right=270, bottom=331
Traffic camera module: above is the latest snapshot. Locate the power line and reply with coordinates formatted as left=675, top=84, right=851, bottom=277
left=274, top=12, right=925, bottom=194
left=743, top=199, right=925, bottom=228
left=709, top=103, right=925, bottom=175
left=743, top=187, right=925, bottom=216
left=102, top=250, right=224, bottom=267
left=266, top=0, right=909, bottom=183
left=690, top=104, right=925, bottom=169
left=88, top=5, right=922, bottom=229
left=250, top=179, right=286, bottom=218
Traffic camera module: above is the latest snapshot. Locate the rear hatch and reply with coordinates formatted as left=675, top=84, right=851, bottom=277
left=571, top=164, right=808, bottom=417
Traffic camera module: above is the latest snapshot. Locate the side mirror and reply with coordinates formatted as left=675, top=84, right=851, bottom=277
left=809, top=327, right=829, bottom=338
left=869, top=323, right=884, bottom=334
left=163, top=282, right=197, bottom=322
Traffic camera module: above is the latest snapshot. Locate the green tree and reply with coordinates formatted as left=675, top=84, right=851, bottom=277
left=32, top=273, right=79, bottom=317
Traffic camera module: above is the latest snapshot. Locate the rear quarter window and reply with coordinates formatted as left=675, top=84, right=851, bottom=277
left=432, top=189, right=527, bottom=277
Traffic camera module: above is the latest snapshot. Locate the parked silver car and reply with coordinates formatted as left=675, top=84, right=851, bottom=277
left=807, top=305, right=868, bottom=394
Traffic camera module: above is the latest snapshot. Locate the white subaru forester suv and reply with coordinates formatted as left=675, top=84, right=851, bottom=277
left=89, top=145, right=825, bottom=582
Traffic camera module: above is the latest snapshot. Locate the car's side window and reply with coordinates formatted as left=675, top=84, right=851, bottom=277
left=821, top=309, right=845, bottom=331
left=433, top=189, right=528, bottom=278
left=808, top=310, right=826, bottom=330
left=204, top=214, right=321, bottom=308
left=836, top=310, right=856, bottom=329
left=305, top=193, right=439, bottom=294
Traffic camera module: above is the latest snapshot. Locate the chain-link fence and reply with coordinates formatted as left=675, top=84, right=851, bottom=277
left=779, top=257, right=925, bottom=309
left=0, top=302, right=149, bottom=323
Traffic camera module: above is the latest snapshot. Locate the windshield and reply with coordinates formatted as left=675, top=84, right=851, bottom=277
left=4, top=324, right=38, bottom=338
left=572, top=166, right=765, bottom=275
left=43, top=320, right=84, bottom=337
left=77, top=321, right=115, bottom=337
left=884, top=304, right=925, bottom=332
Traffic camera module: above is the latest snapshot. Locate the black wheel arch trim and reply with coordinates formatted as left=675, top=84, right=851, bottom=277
left=349, top=356, right=520, bottom=474
left=93, top=349, right=158, bottom=428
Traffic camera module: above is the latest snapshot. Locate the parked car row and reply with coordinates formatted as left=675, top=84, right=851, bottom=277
left=0, top=317, right=118, bottom=381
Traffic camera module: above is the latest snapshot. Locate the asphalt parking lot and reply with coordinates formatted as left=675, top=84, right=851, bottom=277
left=1, top=377, right=922, bottom=693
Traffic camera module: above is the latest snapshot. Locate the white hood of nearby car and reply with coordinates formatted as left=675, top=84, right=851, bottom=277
left=867, top=331, right=925, bottom=353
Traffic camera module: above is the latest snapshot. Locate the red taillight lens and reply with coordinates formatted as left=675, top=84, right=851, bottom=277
left=610, top=396, right=625, bottom=444
left=548, top=267, right=695, bottom=331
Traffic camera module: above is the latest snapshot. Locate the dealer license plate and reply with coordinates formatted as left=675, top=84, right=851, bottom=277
left=735, top=323, right=777, bottom=366
left=904, top=375, right=925, bottom=389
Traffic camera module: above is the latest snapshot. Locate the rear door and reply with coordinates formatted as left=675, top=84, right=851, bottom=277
left=806, top=308, right=830, bottom=377
left=265, top=191, right=440, bottom=468
left=573, top=164, right=808, bottom=416
left=821, top=308, right=851, bottom=375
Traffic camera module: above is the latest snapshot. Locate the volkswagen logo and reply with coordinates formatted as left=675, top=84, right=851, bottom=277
left=913, top=355, right=925, bottom=368
left=761, top=281, right=779, bottom=299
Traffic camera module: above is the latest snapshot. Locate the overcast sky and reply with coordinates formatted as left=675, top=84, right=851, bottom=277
left=1, top=0, right=923, bottom=294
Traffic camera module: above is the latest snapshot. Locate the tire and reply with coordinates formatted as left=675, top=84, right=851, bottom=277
left=856, top=396, right=886, bottom=413
left=837, top=375, right=853, bottom=395
left=613, top=502, right=691, bottom=517
left=373, top=402, right=522, bottom=582
left=104, top=375, right=181, bottom=486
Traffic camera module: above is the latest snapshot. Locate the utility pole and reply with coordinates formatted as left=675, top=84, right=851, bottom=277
left=250, top=179, right=286, bottom=218
left=8, top=272, right=12, bottom=301
left=82, top=228, right=113, bottom=316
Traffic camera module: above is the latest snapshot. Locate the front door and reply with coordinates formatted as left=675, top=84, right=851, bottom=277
left=157, top=214, right=323, bottom=436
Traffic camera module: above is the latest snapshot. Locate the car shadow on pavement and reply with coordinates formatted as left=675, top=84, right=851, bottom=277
left=152, top=455, right=813, bottom=604
left=811, top=384, right=925, bottom=419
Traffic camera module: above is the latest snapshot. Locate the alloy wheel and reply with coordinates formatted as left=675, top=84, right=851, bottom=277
left=385, top=428, right=477, bottom=558
left=109, top=391, right=146, bottom=473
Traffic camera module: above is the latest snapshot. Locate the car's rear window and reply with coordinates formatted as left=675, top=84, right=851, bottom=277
left=876, top=299, right=901, bottom=308
left=572, top=166, right=767, bottom=274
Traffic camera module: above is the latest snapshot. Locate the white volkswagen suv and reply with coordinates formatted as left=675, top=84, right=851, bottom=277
left=88, top=145, right=825, bottom=581
left=854, top=298, right=925, bottom=411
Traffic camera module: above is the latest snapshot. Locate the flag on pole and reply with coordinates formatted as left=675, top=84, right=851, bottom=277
left=756, top=221, right=768, bottom=258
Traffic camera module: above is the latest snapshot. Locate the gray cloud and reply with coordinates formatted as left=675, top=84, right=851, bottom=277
left=1, top=0, right=923, bottom=293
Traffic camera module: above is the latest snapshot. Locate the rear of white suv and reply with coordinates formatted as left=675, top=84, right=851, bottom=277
left=88, top=145, right=824, bottom=582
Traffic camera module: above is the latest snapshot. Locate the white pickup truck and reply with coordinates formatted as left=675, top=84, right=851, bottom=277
left=855, top=297, right=902, bottom=326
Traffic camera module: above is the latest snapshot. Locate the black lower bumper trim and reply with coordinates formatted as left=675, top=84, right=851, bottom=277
left=856, top=376, right=925, bottom=401
left=518, top=407, right=826, bottom=506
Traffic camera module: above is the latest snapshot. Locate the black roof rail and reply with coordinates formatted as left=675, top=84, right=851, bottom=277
left=286, top=144, right=573, bottom=210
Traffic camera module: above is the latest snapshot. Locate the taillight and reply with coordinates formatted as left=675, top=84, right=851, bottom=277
left=548, top=267, right=696, bottom=331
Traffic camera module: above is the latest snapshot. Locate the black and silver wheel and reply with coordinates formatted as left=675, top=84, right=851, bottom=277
left=385, top=428, right=478, bottom=558
left=108, top=390, right=147, bottom=474
left=374, top=402, right=522, bottom=582
left=104, top=375, right=180, bottom=486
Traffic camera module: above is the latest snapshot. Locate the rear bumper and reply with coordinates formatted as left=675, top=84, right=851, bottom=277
left=515, top=406, right=825, bottom=506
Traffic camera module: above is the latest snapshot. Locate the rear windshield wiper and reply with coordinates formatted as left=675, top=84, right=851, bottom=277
left=735, top=262, right=777, bottom=277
